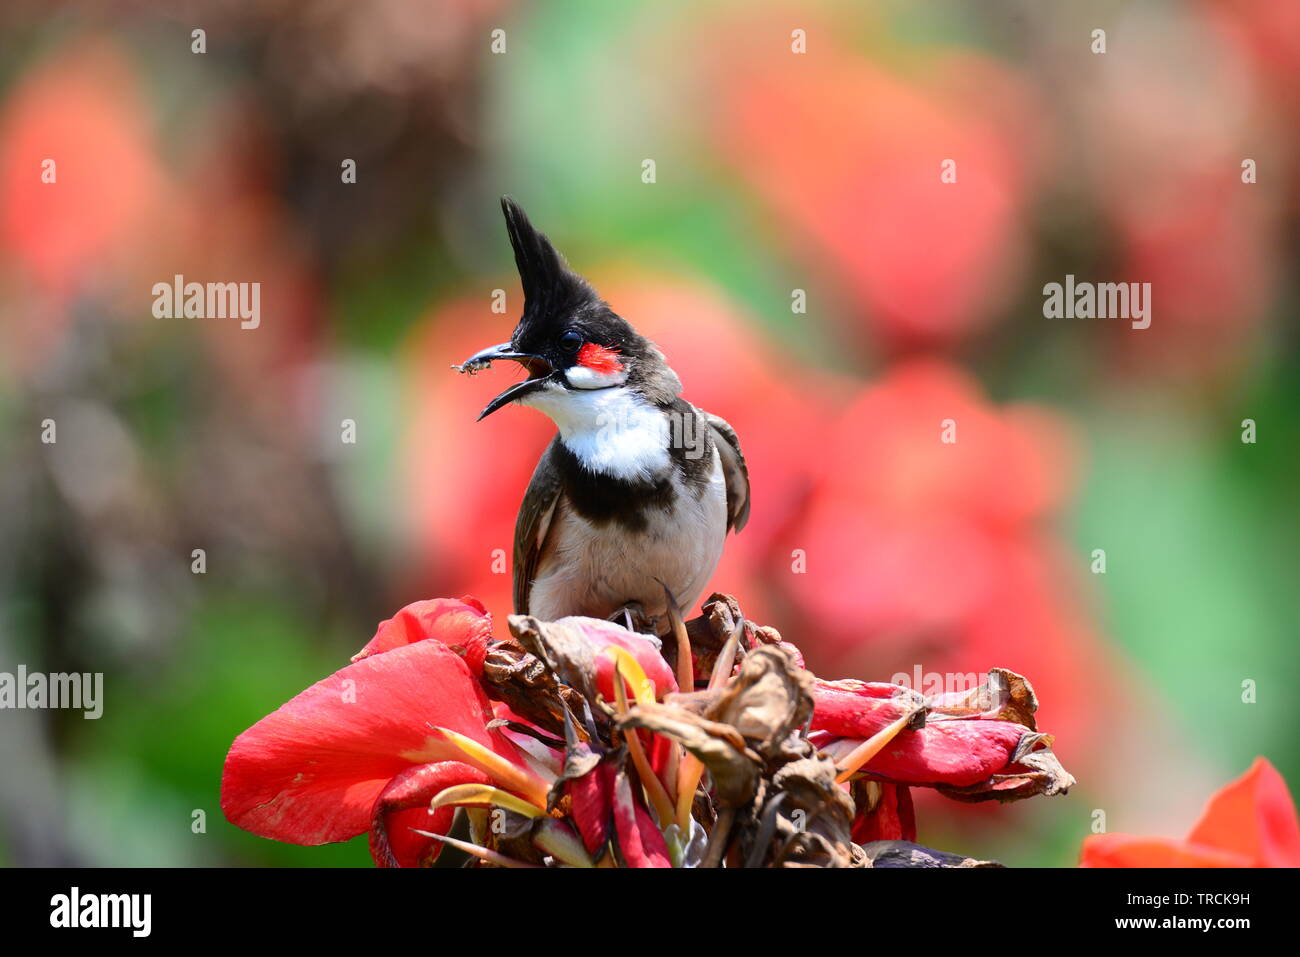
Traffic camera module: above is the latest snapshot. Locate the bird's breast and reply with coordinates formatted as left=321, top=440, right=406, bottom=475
left=527, top=448, right=729, bottom=625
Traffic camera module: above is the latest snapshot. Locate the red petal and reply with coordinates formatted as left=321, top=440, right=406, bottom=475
left=611, top=769, right=671, bottom=868
left=858, top=720, right=1028, bottom=787
left=368, top=761, right=489, bottom=868
left=1186, top=757, right=1300, bottom=867
left=222, top=639, right=519, bottom=846
left=559, top=618, right=678, bottom=700
left=352, top=596, right=492, bottom=676
left=566, top=763, right=615, bottom=855
left=630, top=803, right=672, bottom=868
left=811, top=679, right=915, bottom=738
left=813, top=680, right=1045, bottom=788
left=649, top=730, right=675, bottom=782
left=851, top=783, right=916, bottom=843
left=1080, top=835, right=1252, bottom=868
left=382, top=807, right=452, bottom=869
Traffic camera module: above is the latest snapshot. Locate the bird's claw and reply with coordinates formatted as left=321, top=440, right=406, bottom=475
left=610, top=602, right=657, bottom=636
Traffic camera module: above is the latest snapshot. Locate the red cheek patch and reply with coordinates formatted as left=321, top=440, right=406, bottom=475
left=577, top=342, right=624, bottom=375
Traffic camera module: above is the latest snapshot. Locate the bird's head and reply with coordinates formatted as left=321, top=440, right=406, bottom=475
left=459, top=197, right=680, bottom=423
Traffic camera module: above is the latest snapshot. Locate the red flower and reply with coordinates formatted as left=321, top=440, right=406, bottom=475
left=1081, top=758, right=1300, bottom=868
left=221, top=598, right=549, bottom=867
left=222, top=597, right=684, bottom=867
left=850, top=782, right=916, bottom=845
left=555, top=615, right=679, bottom=703
left=0, top=40, right=162, bottom=294
left=225, top=593, right=1078, bottom=867
left=0, top=40, right=165, bottom=376
left=810, top=670, right=1074, bottom=803
left=809, top=667, right=1074, bottom=848
left=351, top=595, right=494, bottom=673
left=1067, top=5, right=1283, bottom=376
left=779, top=360, right=1121, bottom=757
left=611, top=767, right=672, bottom=869
left=563, top=744, right=615, bottom=855
left=708, top=15, right=1037, bottom=346
left=1209, top=0, right=1300, bottom=117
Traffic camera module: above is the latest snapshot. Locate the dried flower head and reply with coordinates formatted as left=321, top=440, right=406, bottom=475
left=221, top=591, right=1074, bottom=867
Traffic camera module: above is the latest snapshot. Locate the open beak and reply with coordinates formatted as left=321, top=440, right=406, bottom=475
left=456, top=341, right=555, bottom=421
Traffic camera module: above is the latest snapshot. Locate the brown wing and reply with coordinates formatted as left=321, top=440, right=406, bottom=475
left=704, top=411, right=751, bottom=532
left=513, top=437, right=565, bottom=614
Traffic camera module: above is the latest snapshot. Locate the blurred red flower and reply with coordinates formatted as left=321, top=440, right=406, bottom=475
left=0, top=40, right=164, bottom=373
left=777, top=359, right=1115, bottom=752
left=1074, top=7, right=1282, bottom=375
left=1207, top=0, right=1300, bottom=130
left=1081, top=757, right=1300, bottom=867
left=0, top=40, right=162, bottom=292
left=710, top=24, right=1038, bottom=346
left=1115, top=177, right=1273, bottom=371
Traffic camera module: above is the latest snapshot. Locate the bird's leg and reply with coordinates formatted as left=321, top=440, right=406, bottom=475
left=609, top=601, right=656, bottom=635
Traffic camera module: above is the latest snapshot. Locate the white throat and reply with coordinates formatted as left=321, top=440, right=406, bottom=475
left=521, top=381, right=671, bottom=481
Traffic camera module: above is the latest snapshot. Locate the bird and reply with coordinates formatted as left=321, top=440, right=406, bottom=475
left=455, top=197, right=750, bottom=634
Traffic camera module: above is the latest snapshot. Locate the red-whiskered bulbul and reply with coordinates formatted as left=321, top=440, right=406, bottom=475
left=456, top=197, right=750, bottom=633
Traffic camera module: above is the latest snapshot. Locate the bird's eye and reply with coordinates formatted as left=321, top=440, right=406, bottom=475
left=559, top=330, right=583, bottom=352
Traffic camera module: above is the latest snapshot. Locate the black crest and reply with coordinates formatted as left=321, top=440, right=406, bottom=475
left=497, top=195, right=682, bottom=405
left=501, top=196, right=594, bottom=327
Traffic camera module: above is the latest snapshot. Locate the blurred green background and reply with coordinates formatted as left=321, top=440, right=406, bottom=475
left=0, top=0, right=1296, bottom=866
